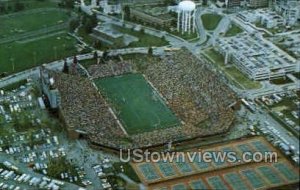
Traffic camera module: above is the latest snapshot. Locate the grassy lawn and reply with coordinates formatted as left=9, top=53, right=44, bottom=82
left=94, top=74, right=179, bottom=135
left=225, top=67, right=261, bottom=89
left=113, top=25, right=169, bottom=47
left=0, top=0, right=58, bottom=14
left=204, top=49, right=224, bottom=66
left=204, top=49, right=261, bottom=89
left=270, top=77, right=293, bottom=85
left=0, top=9, right=69, bottom=38
left=201, top=14, right=222, bottom=30
left=0, top=33, right=78, bottom=74
left=113, top=162, right=141, bottom=183
left=47, top=157, right=82, bottom=186
left=0, top=79, right=27, bottom=91
left=225, top=24, right=243, bottom=37
left=170, top=30, right=199, bottom=41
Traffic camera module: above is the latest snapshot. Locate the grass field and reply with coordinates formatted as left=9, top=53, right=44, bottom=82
left=94, top=74, right=179, bottom=135
left=270, top=77, right=293, bottom=85
left=170, top=30, right=199, bottom=41
left=0, top=32, right=78, bottom=74
left=225, top=24, right=243, bottom=37
left=201, top=14, right=222, bottom=30
left=203, top=49, right=261, bottom=89
left=0, top=9, right=69, bottom=38
left=0, top=0, right=58, bottom=14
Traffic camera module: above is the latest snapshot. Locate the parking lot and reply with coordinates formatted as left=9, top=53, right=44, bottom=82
left=0, top=80, right=120, bottom=190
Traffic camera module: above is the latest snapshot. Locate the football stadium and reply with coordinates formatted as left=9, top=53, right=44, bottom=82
left=46, top=49, right=238, bottom=150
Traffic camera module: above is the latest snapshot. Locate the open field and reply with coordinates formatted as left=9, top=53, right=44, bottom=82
left=225, top=24, right=243, bottom=37
left=201, top=14, right=222, bottom=30
left=0, top=9, right=69, bottom=38
left=94, top=74, right=179, bottom=135
left=0, top=0, right=58, bottom=14
left=170, top=30, right=199, bottom=41
left=132, top=136, right=299, bottom=190
left=0, top=32, right=78, bottom=74
left=203, top=49, right=261, bottom=89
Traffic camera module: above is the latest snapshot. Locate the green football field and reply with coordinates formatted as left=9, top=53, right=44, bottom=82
left=94, top=74, right=180, bottom=135
left=0, top=9, right=69, bottom=38
left=0, top=32, right=77, bottom=74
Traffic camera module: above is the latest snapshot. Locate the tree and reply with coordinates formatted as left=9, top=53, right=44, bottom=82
left=124, top=5, right=130, bottom=20
left=14, top=0, right=25, bottom=12
left=69, top=19, right=80, bottom=32
left=73, top=56, right=78, bottom=64
left=101, top=51, right=109, bottom=64
left=164, top=0, right=176, bottom=6
left=0, top=2, right=6, bottom=14
left=62, top=59, right=69, bottom=73
left=94, top=40, right=102, bottom=49
left=83, top=14, right=98, bottom=33
left=148, top=47, right=153, bottom=56
left=60, top=0, right=74, bottom=9
left=93, top=51, right=98, bottom=64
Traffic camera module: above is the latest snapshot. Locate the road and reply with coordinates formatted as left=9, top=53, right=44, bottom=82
left=248, top=107, right=299, bottom=152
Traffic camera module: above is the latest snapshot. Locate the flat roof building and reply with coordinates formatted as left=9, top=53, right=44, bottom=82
left=214, top=33, right=297, bottom=80
left=274, top=0, right=300, bottom=26
left=248, top=0, right=268, bottom=8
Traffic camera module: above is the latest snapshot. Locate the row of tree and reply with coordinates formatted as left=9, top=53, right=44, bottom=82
left=0, top=0, right=25, bottom=14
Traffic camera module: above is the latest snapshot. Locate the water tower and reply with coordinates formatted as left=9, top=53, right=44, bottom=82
left=177, top=0, right=196, bottom=34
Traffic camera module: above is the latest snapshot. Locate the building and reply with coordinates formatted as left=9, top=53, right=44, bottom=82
left=91, top=24, right=126, bottom=47
left=248, top=0, right=268, bottom=8
left=214, top=33, right=297, bottom=80
left=227, top=0, right=241, bottom=8
left=99, top=0, right=121, bottom=14
left=129, top=7, right=174, bottom=27
left=257, top=9, right=284, bottom=28
left=238, top=9, right=284, bottom=28
left=274, top=0, right=300, bottom=26
left=177, top=0, right=196, bottom=34
left=40, top=67, right=60, bottom=109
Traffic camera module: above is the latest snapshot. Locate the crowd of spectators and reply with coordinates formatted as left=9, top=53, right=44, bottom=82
left=142, top=49, right=237, bottom=136
left=50, top=71, right=128, bottom=148
left=48, top=49, right=237, bottom=149
left=88, top=61, right=132, bottom=79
